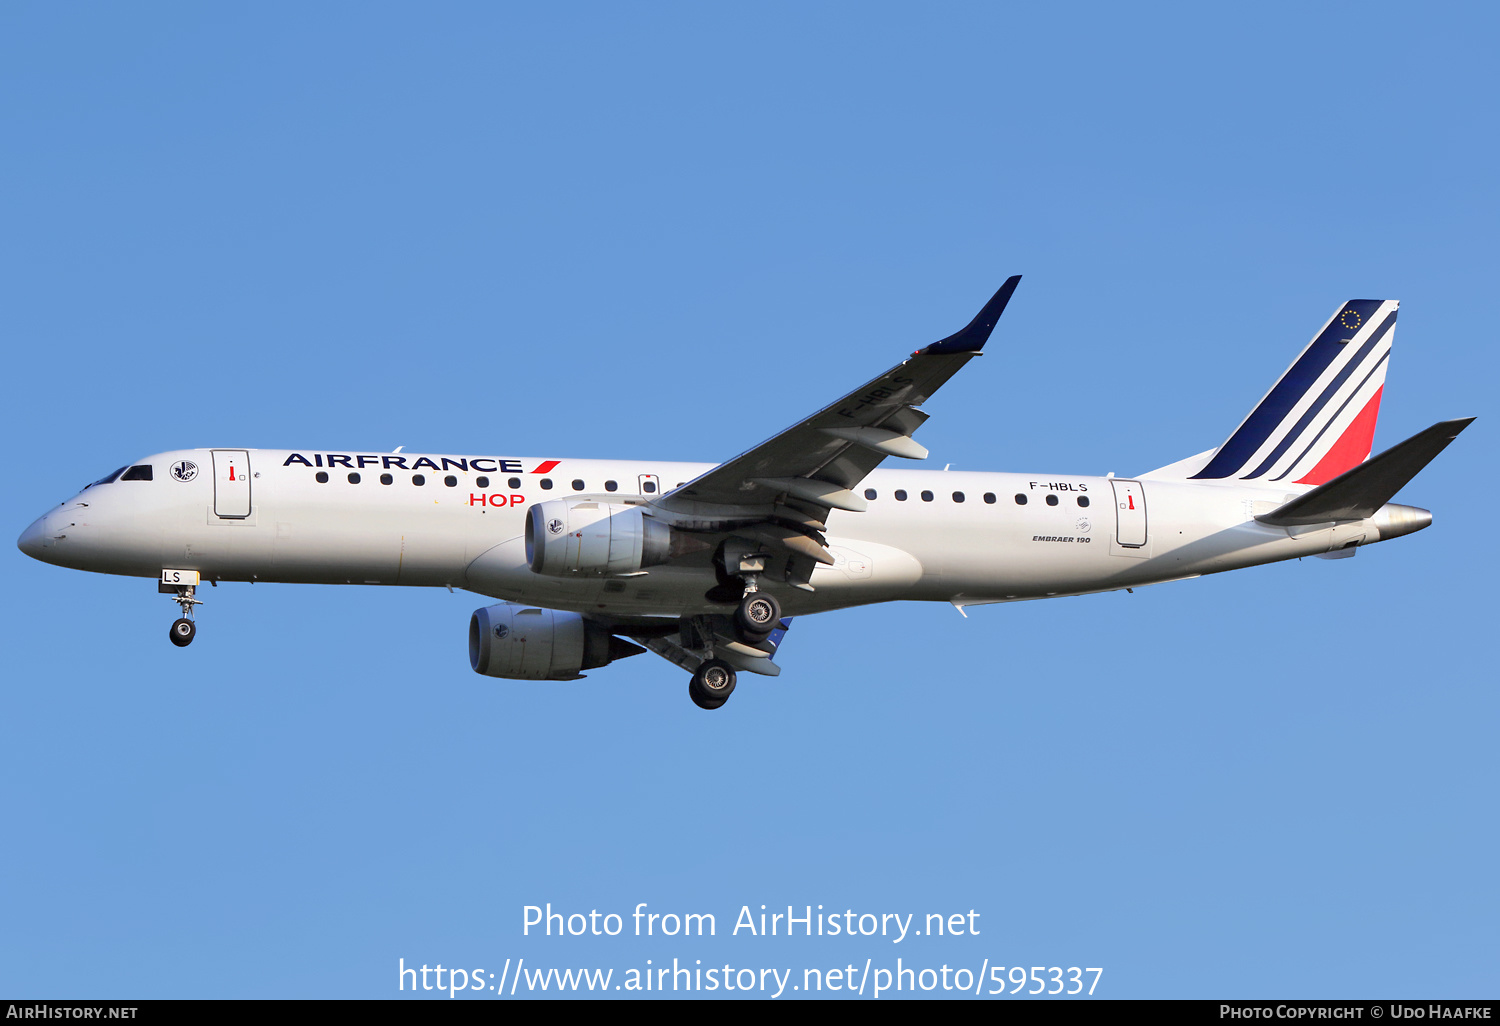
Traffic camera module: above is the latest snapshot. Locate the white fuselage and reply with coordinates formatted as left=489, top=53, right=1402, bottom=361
left=18, top=447, right=1413, bottom=620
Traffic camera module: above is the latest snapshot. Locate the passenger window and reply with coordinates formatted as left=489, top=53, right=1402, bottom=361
left=572, top=479, right=585, bottom=491
left=121, top=465, right=154, bottom=481
left=952, top=491, right=964, bottom=503
left=380, top=473, right=393, bottom=485
left=1014, top=494, right=1027, bottom=505
left=864, top=488, right=877, bottom=500
left=920, top=490, right=934, bottom=502
left=1046, top=494, right=1058, bottom=506
left=983, top=492, right=996, bottom=504
left=316, top=471, right=329, bottom=484
left=894, top=489, right=907, bottom=501
left=1078, top=495, right=1090, bottom=507
left=605, top=480, right=618, bottom=492
left=348, top=472, right=361, bottom=484
left=476, top=476, right=489, bottom=488
left=508, top=477, right=521, bottom=489
left=445, top=475, right=458, bottom=487
left=413, top=474, right=426, bottom=486
left=643, top=480, right=657, bottom=493
left=541, top=479, right=553, bottom=490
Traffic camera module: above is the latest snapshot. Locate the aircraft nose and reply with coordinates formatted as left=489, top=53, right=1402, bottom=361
left=18, top=513, right=52, bottom=559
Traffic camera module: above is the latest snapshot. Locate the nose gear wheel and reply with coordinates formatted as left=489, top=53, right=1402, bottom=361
left=169, top=618, right=196, bottom=647
left=166, top=584, right=202, bottom=647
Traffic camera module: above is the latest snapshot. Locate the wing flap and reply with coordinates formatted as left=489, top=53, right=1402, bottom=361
left=751, top=477, right=868, bottom=512
left=820, top=426, right=930, bottom=460
left=639, top=616, right=794, bottom=677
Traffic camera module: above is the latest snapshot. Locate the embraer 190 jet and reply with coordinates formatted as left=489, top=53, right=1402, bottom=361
left=17, top=278, right=1471, bottom=709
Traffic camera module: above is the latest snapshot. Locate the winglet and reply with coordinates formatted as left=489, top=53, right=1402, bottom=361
left=917, top=275, right=1022, bottom=355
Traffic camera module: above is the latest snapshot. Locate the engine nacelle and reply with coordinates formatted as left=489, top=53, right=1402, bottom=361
left=525, top=500, right=672, bottom=576
left=469, top=602, right=642, bottom=680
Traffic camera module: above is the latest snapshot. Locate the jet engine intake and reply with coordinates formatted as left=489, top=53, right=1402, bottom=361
left=469, top=602, right=643, bottom=680
left=525, top=500, right=673, bottom=576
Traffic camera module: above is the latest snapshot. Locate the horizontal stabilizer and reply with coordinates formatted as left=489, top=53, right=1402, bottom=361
left=1255, top=417, right=1474, bottom=526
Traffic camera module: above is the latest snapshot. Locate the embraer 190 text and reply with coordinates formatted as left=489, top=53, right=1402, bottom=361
left=18, top=278, right=1472, bottom=709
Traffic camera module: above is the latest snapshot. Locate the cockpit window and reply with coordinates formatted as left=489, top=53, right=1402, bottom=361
left=121, top=465, right=154, bottom=481
left=84, top=466, right=128, bottom=489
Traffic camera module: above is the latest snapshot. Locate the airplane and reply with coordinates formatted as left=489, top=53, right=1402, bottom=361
left=16, top=277, right=1473, bottom=709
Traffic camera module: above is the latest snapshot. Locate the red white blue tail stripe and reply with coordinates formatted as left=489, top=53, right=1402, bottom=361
left=1191, top=299, right=1397, bottom=485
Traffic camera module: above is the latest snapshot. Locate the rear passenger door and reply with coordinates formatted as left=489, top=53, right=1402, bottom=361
left=1110, top=479, right=1147, bottom=547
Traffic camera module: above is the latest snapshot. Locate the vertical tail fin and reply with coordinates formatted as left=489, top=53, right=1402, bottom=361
left=1188, top=299, right=1398, bottom=485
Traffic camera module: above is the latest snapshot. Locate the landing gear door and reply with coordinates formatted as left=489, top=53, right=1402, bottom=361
left=637, top=474, right=660, bottom=497
left=1110, top=479, right=1147, bottom=548
left=212, top=450, right=252, bottom=518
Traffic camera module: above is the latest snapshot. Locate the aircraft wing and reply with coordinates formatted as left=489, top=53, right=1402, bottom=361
left=654, top=276, right=1021, bottom=521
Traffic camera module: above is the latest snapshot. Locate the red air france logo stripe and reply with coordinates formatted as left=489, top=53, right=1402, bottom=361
left=1295, top=386, right=1384, bottom=485
left=531, top=460, right=560, bottom=474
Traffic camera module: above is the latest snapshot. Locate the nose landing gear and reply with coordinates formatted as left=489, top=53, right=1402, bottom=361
left=166, top=584, right=201, bottom=647
left=169, top=617, right=196, bottom=647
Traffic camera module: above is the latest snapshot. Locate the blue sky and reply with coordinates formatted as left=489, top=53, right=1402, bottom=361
left=2, top=2, right=1495, bottom=999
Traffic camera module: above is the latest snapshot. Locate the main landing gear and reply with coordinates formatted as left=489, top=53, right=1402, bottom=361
left=167, top=585, right=201, bottom=648
left=687, top=576, right=782, bottom=711
left=688, top=659, right=737, bottom=710
left=734, top=590, right=781, bottom=644
left=731, top=570, right=781, bottom=645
